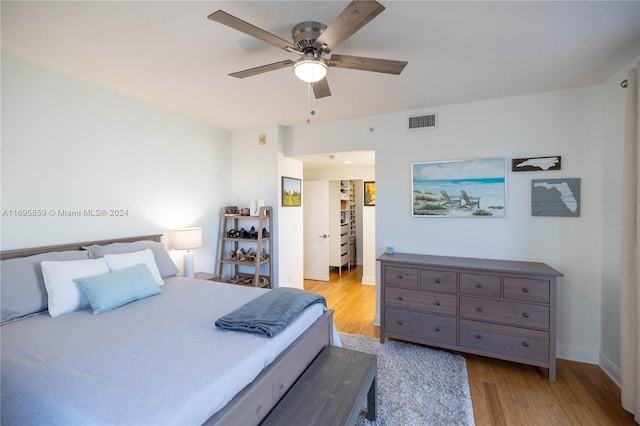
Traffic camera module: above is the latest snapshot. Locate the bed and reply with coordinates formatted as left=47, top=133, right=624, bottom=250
left=1, top=234, right=337, bottom=425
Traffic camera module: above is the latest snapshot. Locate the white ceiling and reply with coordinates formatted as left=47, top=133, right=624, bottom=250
left=2, top=1, right=639, bottom=135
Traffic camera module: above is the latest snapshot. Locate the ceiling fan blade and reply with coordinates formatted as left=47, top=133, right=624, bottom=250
left=312, top=78, right=332, bottom=99
left=229, top=60, right=294, bottom=79
left=208, top=10, right=299, bottom=52
left=327, top=54, right=407, bottom=75
left=313, top=0, right=385, bottom=54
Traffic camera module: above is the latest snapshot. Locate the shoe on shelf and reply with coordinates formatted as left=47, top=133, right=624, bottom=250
left=259, top=248, right=269, bottom=262
left=239, top=228, right=249, bottom=239
left=262, top=228, right=269, bottom=238
left=248, top=226, right=258, bottom=239
left=246, top=247, right=256, bottom=261
left=236, top=248, right=247, bottom=261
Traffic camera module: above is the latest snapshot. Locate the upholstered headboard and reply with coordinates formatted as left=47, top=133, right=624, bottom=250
left=0, top=234, right=163, bottom=260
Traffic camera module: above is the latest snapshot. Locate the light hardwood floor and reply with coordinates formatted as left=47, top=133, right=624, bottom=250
left=304, top=265, right=636, bottom=426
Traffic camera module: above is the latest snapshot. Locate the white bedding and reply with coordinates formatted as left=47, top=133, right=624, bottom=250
left=1, top=277, right=331, bottom=425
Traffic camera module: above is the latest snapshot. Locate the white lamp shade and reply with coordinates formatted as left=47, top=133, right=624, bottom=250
left=294, top=59, right=328, bottom=83
left=170, top=227, right=203, bottom=250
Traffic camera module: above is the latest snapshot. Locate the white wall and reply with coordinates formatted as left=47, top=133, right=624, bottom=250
left=1, top=55, right=231, bottom=274
left=599, top=57, right=639, bottom=385
left=230, top=126, right=279, bottom=285
left=303, top=167, right=376, bottom=284
left=286, top=87, right=605, bottom=363
left=278, top=134, right=304, bottom=289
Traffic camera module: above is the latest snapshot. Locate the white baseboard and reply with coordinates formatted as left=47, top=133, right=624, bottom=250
left=599, top=353, right=622, bottom=387
left=558, top=346, right=621, bottom=388
left=556, top=343, right=599, bottom=364
left=373, top=314, right=380, bottom=327
left=361, top=275, right=376, bottom=285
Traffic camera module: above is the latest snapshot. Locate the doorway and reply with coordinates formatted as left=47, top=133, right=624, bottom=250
left=296, top=150, right=375, bottom=283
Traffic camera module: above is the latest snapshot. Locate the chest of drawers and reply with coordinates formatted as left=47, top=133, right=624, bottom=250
left=378, top=253, right=563, bottom=381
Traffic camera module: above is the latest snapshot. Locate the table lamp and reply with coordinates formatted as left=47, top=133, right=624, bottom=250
left=170, top=227, right=203, bottom=279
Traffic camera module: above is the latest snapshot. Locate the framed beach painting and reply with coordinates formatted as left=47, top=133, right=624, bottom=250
left=282, top=176, right=301, bottom=207
left=412, top=158, right=506, bottom=217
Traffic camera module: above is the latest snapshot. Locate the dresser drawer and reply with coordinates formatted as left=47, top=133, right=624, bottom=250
left=385, top=307, right=457, bottom=345
left=420, top=269, right=457, bottom=292
left=386, top=287, right=457, bottom=316
left=504, top=277, right=550, bottom=303
left=460, top=273, right=501, bottom=297
left=460, top=296, right=550, bottom=329
left=460, top=320, right=549, bottom=363
left=384, top=266, right=419, bottom=288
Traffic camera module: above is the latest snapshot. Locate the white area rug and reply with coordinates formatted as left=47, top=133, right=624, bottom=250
left=339, top=333, right=475, bottom=426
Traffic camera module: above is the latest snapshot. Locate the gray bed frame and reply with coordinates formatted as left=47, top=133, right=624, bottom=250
left=0, top=234, right=335, bottom=425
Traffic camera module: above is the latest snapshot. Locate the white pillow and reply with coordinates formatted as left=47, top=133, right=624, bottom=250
left=104, top=249, right=164, bottom=286
left=41, top=258, right=110, bottom=317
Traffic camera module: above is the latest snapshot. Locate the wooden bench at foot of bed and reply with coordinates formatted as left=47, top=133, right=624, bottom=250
left=261, top=345, right=377, bottom=426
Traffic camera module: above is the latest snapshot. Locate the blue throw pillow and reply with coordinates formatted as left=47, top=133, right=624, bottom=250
left=75, top=264, right=162, bottom=315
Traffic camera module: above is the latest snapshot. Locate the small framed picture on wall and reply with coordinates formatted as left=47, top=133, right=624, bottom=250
left=282, top=176, right=302, bottom=207
left=364, top=181, right=376, bottom=206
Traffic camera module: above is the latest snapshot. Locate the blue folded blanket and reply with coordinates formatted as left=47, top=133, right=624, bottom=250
left=215, top=288, right=326, bottom=337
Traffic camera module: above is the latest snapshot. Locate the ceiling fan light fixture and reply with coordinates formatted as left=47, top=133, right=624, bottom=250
left=294, top=57, right=328, bottom=83
left=210, top=1, right=406, bottom=98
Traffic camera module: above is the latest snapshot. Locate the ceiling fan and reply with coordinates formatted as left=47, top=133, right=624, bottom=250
left=208, top=0, right=408, bottom=99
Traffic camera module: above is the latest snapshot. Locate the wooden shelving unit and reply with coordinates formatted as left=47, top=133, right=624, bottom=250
left=349, top=180, right=356, bottom=266
left=217, top=206, right=272, bottom=288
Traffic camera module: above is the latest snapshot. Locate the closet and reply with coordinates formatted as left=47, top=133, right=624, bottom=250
left=329, top=180, right=356, bottom=276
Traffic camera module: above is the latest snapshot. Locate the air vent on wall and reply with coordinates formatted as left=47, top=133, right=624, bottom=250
left=407, top=113, right=438, bottom=131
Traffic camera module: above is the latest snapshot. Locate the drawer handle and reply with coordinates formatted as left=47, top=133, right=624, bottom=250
left=435, top=278, right=441, bottom=284
left=435, top=326, right=441, bottom=332
left=398, top=296, right=403, bottom=301
left=522, top=341, right=530, bottom=347
left=522, top=312, right=530, bottom=318
left=523, top=287, right=530, bottom=293
left=476, top=282, right=484, bottom=288
left=475, top=334, right=483, bottom=339
left=435, top=300, right=441, bottom=306
left=476, top=306, right=483, bottom=312
left=398, top=320, right=404, bottom=325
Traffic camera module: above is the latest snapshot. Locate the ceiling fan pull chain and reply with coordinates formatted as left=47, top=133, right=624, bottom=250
left=307, top=83, right=316, bottom=124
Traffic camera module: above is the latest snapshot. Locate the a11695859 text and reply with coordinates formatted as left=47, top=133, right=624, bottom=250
left=2, top=209, right=129, bottom=217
